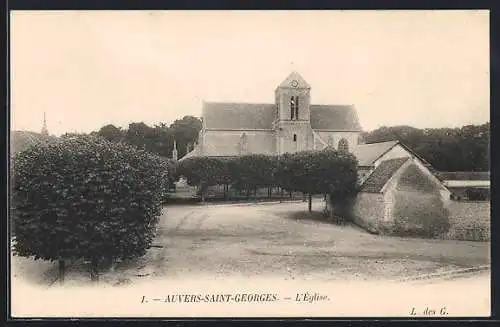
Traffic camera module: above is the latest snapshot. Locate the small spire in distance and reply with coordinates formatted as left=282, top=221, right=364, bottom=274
left=41, top=112, right=49, bottom=136
left=172, top=139, right=178, bottom=161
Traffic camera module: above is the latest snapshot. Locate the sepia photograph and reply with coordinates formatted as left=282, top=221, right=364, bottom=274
left=9, top=10, right=490, bottom=318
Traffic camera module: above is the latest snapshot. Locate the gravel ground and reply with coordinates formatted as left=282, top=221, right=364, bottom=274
left=11, top=199, right=490, bottom=287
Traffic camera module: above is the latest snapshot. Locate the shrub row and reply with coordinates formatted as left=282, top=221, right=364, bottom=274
left=175, top=149, right=359, bottom=213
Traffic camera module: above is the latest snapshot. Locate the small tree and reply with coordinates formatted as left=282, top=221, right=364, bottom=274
left=11, top=135, right=168, bottom=283
left=229, top=154, right=276, bottom=199
left=175, top=156, right=222, bottom=201
left=277, top=149, right=357, bottom=213
left=216, top=158, right=235, bottom=200
left=275, top=153, right=294, bottom=198
left=276, top=148, right=358, bottom=218
left=323, top=149, right=359, bottom=222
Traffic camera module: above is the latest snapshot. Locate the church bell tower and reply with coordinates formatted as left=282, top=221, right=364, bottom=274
left=274, top=72, right=312, bottom=155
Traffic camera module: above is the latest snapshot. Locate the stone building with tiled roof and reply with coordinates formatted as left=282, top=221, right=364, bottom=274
left=184, top=72, right=363, bottom=158
left=352, top=140, right=439, bottom=184
left=323, top=137, right=454, bottom=237
left=349, top=155, right=452, bottom=236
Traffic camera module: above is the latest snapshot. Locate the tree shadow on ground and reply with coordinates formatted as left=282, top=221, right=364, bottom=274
left=11, top=255, right=59, bottom=287
left=283, top=210, right=337, bottom=225
left=282, top=210, right=362, bottom=232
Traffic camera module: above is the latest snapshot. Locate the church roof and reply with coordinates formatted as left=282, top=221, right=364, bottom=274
left=352, top=140, right=400, bottom=166
left=310, top=105, right=362, bottom=131
left=203, top=102, right=276, bottom=130
left=203, top=102, right=362, bottom=131
left=277, top=71, right=311, bottom=89
left=361, top=157, right=409, bottom=193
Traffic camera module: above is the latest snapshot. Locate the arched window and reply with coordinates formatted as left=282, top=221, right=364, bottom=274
left=295, top=96, right=299, bottom=120
left=293, top=134, right=297, bottom=142
left=338, top=138, right=349, bottom=152
left=290, top=96, right=295, bottom=120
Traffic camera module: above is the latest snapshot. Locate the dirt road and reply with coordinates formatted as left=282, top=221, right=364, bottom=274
left=11, top=199, right=490, bottom=287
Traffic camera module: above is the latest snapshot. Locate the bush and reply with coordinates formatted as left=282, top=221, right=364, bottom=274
left=11, top=135, right=169, bottom=280
left=175, top=150, right=357, bottom=212
left=176, top=156, right=227, bottom=199
left=274, top=148, right=358, bottom=215
left=230, top=154, right=277, bottom=194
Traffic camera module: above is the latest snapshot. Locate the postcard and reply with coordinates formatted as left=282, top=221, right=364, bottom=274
left=9, top=9, right=490, bottom=318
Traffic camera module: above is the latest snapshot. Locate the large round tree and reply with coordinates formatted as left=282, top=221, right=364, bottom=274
left=11, top=135, right=169, bottom=282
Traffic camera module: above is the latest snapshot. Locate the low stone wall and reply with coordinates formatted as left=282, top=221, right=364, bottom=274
left=347, top=194, right=490, bottom=242
left=442, top=200, right=490, bottom=241
left=351, top=192, right=385, bottom=234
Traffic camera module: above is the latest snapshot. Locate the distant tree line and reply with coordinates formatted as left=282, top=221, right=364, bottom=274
left=67, top=115, right=203, bottom=160
left=362, top=123, right=490, bottom=172
left=62, top=116, right=489, bottom=172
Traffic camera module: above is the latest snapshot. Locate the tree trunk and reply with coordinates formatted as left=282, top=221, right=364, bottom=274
left=326, top=194, right=334, bottom=222
left=289, top=191, right=292, bottom=199
left=199, top=184, right=205, bottom=202
left=254, top=187, right=257, bottom=199
left=109, top=256, right=116, bottom=273
left=308, top=194, right=312, bottom=212
left=58, top=259, right=65, bottom=285
left=246, top=187, right=250, bottom=200
left=89, top=258, right=99, bottom=282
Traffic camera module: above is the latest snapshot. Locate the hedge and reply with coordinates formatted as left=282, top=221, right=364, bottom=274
left=11, top=135, right=169, bottom=281
left=175, top=149, right=358, bottom=215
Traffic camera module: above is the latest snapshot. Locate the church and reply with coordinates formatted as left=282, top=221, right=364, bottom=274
left=179, top=72, right=461, bottom=239
left=183, top=71, right=363, bottom=158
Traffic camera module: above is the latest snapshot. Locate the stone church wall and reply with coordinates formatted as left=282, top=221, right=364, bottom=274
left=277, top=121, right=312, bottom=154
left=202, top=130, right=275, bottom=156
left=315, top=131, right=360, bottom=151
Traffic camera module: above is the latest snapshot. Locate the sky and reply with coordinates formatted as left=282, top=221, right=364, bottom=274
left=10, top=10, right=489, bottom=136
